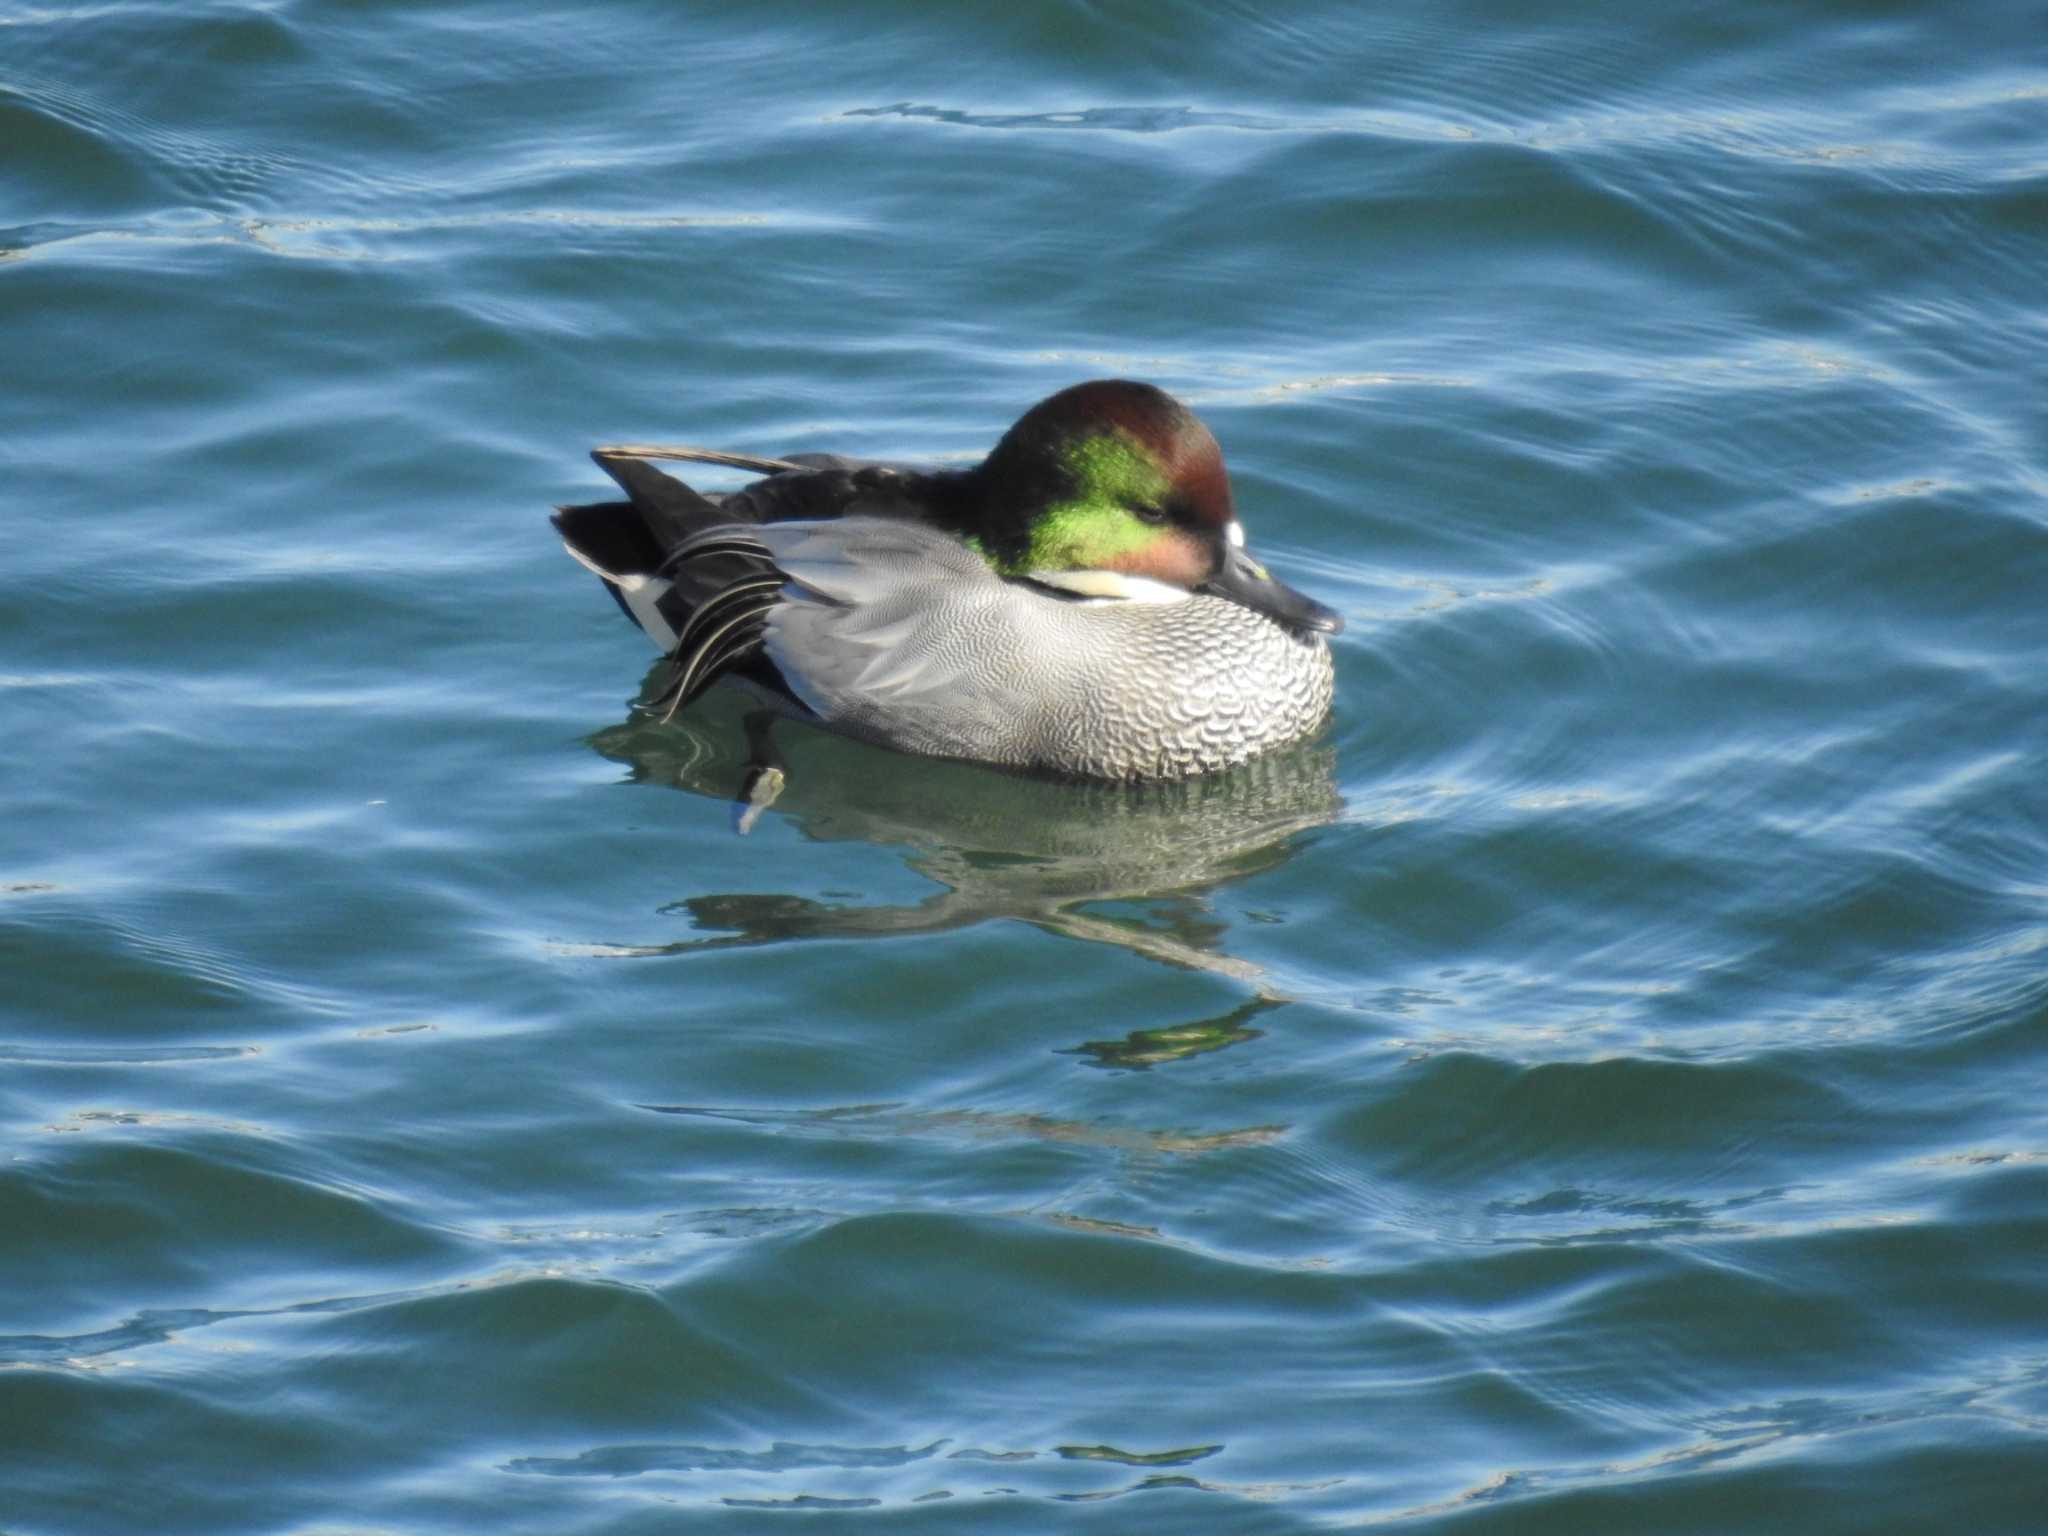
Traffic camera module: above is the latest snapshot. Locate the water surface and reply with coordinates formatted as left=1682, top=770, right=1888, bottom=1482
left=4, top=1, right=2046, bottom=1530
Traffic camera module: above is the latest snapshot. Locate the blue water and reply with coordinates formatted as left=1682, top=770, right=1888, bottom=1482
left=4, top=2, right=2046, bottom=1530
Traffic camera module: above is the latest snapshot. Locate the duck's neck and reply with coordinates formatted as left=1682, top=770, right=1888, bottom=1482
left=929, top=460, right=1066, bottom=575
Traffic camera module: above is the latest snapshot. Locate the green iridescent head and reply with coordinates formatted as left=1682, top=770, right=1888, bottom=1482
left=972, top=379, right=1236, bottom=588
left=964, top=379, right=1343, bottom=634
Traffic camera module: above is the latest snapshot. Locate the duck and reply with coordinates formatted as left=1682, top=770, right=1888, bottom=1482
left=552, top=379, right=1340, bottom=823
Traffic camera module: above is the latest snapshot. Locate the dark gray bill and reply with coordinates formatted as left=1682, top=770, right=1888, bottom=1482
left=1200, top=545, right=1344, bottom=634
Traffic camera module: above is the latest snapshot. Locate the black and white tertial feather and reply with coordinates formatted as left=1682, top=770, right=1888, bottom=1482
left=552, top=446, right=938, bottom=723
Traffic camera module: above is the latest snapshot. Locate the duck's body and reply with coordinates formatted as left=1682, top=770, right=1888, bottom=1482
left=553, top=381, right=1339, bottom=789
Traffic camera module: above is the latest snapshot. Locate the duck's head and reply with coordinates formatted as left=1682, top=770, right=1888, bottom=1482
left=973, top=380, right=1342, bottom=635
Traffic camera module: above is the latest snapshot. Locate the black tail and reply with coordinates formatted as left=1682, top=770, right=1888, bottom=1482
left=550, top=455, right=732, bottom=627
left=550, top=453, right=725, bottom=568
left=551, top=454, right=796, bottom=716
left=589, top=452, right=728, bottom=549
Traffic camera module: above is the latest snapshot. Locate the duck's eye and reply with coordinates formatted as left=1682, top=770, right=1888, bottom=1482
left=1131, top=504, right=1170, bottom=526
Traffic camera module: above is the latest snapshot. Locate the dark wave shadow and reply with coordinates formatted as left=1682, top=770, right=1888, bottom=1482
left=841, top=102, right=1295, bottom=134
left=508, top=1438, right=945, bottom=1477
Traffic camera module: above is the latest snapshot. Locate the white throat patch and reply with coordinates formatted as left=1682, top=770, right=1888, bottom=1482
left=1029, top=569, right=1194, bottom=605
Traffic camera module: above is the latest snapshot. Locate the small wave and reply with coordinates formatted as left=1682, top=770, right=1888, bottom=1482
left=0, top=1043, right=254, bottom=1066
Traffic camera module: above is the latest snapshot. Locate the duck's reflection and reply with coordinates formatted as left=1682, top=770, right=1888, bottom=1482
left=589, top=684, right=1342, bottom=1065
left=1064, top=996, right=1284, bottom=1070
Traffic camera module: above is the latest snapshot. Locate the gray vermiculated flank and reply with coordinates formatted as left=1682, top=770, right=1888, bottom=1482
left=756, top=519, right=1334, bottom=779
